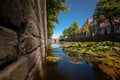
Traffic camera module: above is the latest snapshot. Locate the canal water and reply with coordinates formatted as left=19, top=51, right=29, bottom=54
left=46, top=44, right=107, bottom=80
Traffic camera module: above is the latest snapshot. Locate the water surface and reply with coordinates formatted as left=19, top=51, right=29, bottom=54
left=47, top=44, right=107, bottom=80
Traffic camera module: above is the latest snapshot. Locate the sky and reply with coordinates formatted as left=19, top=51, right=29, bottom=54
left=52, top=0, right=98, bottom=38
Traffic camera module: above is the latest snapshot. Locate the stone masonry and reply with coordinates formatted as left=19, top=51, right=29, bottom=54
left=0, top=0, right=47, bottom=80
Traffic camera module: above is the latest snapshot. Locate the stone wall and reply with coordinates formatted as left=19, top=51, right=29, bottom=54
left=0, top=0, right=47, bottom=80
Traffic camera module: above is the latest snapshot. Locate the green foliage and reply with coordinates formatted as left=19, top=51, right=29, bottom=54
left=46, top=45, right=53, bottom=56
left=62, top=41, right=120, bottom=53
left=59, top=35, right=64, bottom=39
left=71, top=22, right=80, bottom=35
left=47, top=0, right=68, bottom=38
left=93, top=0, right=120, bottom=33
left=94, top=0, right=120, bottom=18
left=60, top=22, right=80, bottom=39
left=82, top=23, right=89, bottom=36
left=62, top=42, right=120, bottom=79
left=82, top=24, right=89, bottom=33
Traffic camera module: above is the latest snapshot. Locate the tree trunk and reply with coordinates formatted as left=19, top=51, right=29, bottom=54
left=105, top=10, right=114, bottom=34
left=108, top=17, right=114, bottom=34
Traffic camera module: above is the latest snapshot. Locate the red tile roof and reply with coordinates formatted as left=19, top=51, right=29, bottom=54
left=100, top=19, right=120, bottom=28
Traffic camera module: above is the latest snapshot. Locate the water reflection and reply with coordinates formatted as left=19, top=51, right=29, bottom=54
left=67, top=56, right=84, bottom=64
left=46, top=44, right=107, bottom=80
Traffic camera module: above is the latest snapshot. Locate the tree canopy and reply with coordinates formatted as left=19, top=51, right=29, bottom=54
left=82, top=24, right=89, bottom=33
left=93, top=0, right=120, bottom=33
left=47, top=0, right=68, bottom=38
left=82, top=23, right=89, bottom=37
left=60, top=22, right=79, bottom=39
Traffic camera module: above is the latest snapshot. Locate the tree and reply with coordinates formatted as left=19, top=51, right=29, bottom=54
left=71, top=22, right=79, bottom=35
left=82, top=24, right=89, bottom=37
left=47, top=0, right=68, bottom=38
left=60, top=22, right=80, bottom=39
left=63, top=28, right=69, bottom=38
left=59, top=35, right=64, bottom=40
left=93, top=0, right=120, bottom=34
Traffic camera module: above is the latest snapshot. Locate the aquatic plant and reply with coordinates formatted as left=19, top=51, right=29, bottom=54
left=46, top=45, right=53, bottom=56
left=61, top=41, right=120, bottom=79
left=99, top=64, right=120, bottom=79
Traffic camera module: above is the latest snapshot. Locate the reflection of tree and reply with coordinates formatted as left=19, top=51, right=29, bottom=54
left=66, top=52, right=84, bottom=64
left=68, top=56, right=83, bottom=64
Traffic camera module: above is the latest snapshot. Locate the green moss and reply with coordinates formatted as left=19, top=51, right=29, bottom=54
left=61, top=41, right=120, bottom=71
left=99, top=64, right=119, bottom=79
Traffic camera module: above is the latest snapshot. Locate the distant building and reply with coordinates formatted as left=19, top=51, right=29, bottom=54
left=100, top=18, right=120, bottom=34
left=80, top=18, right=93, bottom=37
left=86, top=18, right=120, bottom=36
left=68, top=18, right=120, bottom=41
left=81, top=18, right=99, bottom=37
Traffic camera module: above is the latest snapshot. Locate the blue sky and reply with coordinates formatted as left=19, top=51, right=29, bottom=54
left=52, top=0, right=98, bottom=38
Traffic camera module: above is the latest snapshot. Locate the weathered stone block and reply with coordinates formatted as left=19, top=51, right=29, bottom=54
left=28, top=48, right=41, bottom=71
left=0, top=57, right=28, bottom=80
left=0, top=26, right=17, bottom=67
left=0, top=0, right=23, bottom=26
left=27, top=20, right=40, bottom=38
left=0, top=0, right=47, bottom=80
left=19, top=35, right=40, bottom=57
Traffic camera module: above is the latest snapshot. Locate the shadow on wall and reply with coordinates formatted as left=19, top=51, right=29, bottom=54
left=0, top=0, right=47, bottom=80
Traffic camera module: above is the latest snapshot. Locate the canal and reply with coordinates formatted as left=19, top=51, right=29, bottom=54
left=46, top=44, right=108, bottom=80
